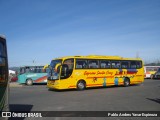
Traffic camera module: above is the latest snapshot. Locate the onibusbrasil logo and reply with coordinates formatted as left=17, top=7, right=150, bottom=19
left=2, top=112, right=42, bottom=118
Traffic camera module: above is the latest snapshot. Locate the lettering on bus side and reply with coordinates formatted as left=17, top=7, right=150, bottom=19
left=84, top=71, right=113, bottom=76
left=26, top=74, right=37, bottom=77
left=84, top=71, right=96, bottom=76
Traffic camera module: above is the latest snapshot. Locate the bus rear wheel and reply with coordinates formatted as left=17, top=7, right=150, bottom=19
left=26, top=79, right=33, bottom=86
left=77, top=80, right=86, bottom=90
left=124, top=78, right=130, bottom=87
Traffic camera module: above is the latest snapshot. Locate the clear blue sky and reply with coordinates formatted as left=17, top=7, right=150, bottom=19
left=0, top=0, right=160, bottom=67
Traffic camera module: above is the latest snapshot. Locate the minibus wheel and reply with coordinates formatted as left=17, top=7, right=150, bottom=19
left=26, top=79, right=33, bottom=86
left=77, top=80, right=86, bottom=90
left=124, top=78, right=130, bottom=87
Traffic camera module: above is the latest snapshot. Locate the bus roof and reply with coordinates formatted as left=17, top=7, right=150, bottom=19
left=53, top=55, right=142, bottom=61
left=20, top=65, right=44, bottom=68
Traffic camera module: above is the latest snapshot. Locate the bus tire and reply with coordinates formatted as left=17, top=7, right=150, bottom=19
left=26, top=79, right=33, bottom=86
left=124, top=78, right=130, bottom=87
left=77, top=80, right=86, bottom=90
left=150, top=74, right=154, bottom=79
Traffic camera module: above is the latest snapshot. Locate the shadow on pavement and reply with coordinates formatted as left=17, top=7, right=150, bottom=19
left=146, top=98, right=160, bottom=104
left=48, top=84, right=141, bottom=92
left=9, top=104, right=33, bottom=120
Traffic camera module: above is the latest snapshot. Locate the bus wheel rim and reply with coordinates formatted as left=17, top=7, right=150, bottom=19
left=27, top=80, right=32, bottom=85
left=78, top=82, right=84, bottom=89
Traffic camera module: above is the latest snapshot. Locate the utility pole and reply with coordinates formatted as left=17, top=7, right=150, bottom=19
left=32, top=59, right=36, bottom=66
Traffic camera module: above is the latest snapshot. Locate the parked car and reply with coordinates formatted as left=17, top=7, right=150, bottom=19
left=151, top=68, right=160, bottom=79
left=11, top=76, right=18, bottom=82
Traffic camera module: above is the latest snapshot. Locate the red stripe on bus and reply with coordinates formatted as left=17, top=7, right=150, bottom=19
left=107, top=83, right=115, bottom=85
left=87, top=84, right=102, bottom=86
left=86, top=76, right=114, bottom=79
left=118, top=82, right=124, bottom=84
left=146, top=72, right=150, bottom=74
left=69, top=85, right=76, bottom=88
left=35, top=76, right=47, bottom=82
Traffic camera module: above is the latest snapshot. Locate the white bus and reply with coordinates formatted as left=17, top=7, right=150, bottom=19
left=144, top=66, right=160, bottom=78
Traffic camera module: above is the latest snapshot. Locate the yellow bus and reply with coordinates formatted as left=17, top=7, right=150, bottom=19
left=47, top=55, right=144, bottom=90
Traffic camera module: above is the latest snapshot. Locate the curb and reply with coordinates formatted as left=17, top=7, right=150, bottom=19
left=9, top=82, right=23, bottom=87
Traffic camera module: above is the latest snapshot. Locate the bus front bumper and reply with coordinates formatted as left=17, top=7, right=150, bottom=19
left=47, top=80, right=60, bottom=89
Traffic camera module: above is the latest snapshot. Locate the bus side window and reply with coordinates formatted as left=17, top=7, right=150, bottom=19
left=101, top=63, right=106, bottom=68
left=76, top=64, right=82, bottom=69
left=20, top=68, right=25, bottom=74
left=130, top=61, right=136, bottom=69
left=88, top=60, right=99, bottom=68
left=100, top=60, right=111, bottom=68
left=36, top=68, right=39, bottom=73
left=76, top=59, right=87, bottom=69
left=26, top=67, right=30, bottom=73
left=40, top=66, right=44, bottom=73
left=121, top=61, right=129, bottom=69
left=137, top=61, right=142, bottom=68
left=63, top=59, right=74, bottom=70
left=111, top=61, right=121, bottom=69
left=76, top=61, right=83, bottom=68
left=82, top=61, right=87, bottom=68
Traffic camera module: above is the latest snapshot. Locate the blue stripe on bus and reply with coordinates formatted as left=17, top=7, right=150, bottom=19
left=114, top=77, right=119, bottom=85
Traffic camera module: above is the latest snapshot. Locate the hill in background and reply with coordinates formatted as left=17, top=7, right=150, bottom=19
left=9, top=67, right=20, bottom=72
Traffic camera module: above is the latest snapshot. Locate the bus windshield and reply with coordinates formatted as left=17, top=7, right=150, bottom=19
left=50, top=59, right=62, bottom=68
left=48, top=59, right=62, bottom=80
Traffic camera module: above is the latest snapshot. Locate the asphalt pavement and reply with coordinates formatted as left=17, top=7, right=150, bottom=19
left=8, top=79, right=160, bottom=120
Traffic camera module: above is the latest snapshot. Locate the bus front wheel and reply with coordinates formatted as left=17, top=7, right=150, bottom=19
left=77, top=80, right=86, bottom=90
left=26, top=79, right=33, bottom=86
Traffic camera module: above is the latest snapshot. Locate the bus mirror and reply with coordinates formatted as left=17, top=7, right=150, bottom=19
left=43, top=64, right=49, bottom=72
left=55, top=63, right=62, bottom=73
left=44, top=64, right=49, bottom=69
